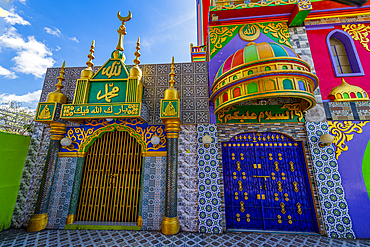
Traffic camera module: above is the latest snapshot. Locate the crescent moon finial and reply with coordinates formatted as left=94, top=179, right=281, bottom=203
left=117, top=11, right=132, bottom=22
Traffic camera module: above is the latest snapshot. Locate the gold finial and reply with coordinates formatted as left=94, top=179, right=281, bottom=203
left=169, top=57, right=175, bottom=88
left=133, top=37, right=141, bottom=66
left=55, top=61, right=65, bottom=92
left=116, top=11, right=132, bottom=51
left=86, top=40, right=95, bottom=68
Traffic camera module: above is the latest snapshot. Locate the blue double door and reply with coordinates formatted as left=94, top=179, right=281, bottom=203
left=222, top=132, right=318, bottom=232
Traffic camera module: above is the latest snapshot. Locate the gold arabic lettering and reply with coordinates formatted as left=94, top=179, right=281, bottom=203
left=102, top=61, right=122, bottom=78
left=97, top=83, right=120, bottom=103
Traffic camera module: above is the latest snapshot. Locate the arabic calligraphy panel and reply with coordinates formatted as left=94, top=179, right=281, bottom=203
left=87, top=80, right=127, bottom=104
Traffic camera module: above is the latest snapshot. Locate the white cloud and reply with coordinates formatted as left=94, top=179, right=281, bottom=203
left=69, top=36, right=79, bottom=42
left=55, top=46, right=61, bottom=51
left=0, top=90, right=41, bottom=104
left=0, top=7, right=30, bottom=26
left=44, top=27, right=61, bottom=37
left=0, top=27, right=55, bottom=78
left=0, top=65, right=17, bottom=79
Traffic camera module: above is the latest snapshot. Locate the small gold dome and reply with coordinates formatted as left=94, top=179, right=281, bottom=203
left=80, top=67, right=94, bottom=79
left=129, top=65, right=142, bottom=78
left=46, top=91, right=67, bottom=104
left=164, top=87, right=179, bottom=100
left=329, top=78, right=369, bottom=102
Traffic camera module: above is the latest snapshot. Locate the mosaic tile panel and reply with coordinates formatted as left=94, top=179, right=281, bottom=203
left=11, top=126, right=43, bottom=228
left=306, top=122, right=355, bottom=239
left=328, top=102, right=354, bottom=121
left=3, top=228, right=370, bottom=247
left=178, top=125, right=198, bottom=232
left=197, top=124, right=222, bottom=233
left=67, top=157, right=85, bottom=216
left=141, top=156, right=166, bottom=230
left=355, top=101, right=370, bottom=120
left=217, top=123, right=325, bottom=234
left=47, top=157, right=77, bottom=229
left=19, top=127, right=51, bottom=228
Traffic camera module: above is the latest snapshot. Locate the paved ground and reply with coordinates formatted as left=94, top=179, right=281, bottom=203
left=1, top=229, right=370, bottom=247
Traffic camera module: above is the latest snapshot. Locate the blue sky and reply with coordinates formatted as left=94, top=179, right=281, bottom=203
left=0, top=0, right=197, bottom=108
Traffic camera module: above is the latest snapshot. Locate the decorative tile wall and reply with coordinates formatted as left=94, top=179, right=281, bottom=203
left=19, top=127, right=51, bottom=228
left=11, top=126, right=44, bottom=228
left=306, top=122, right=355, bottom=239
left=217, top=123, right=325, bottom=234
left=197, top=124, right=222, bottom=233
left=178, top=125, right=198, bottom=232
left=356, top=102, right=370, bottom=120
left=328, top=102, right=354, bottom=121
left=141, top=62, right=210, bottom=125
left=141, top=156, right=166, bottom=230
left=47, top=157, right=77, bottom=229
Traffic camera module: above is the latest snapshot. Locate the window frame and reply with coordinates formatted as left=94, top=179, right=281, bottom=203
left=326, top=29, right=364, bottom=77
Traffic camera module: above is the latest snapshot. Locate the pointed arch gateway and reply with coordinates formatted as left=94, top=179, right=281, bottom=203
left=221, top=132, right=319, bottom=232
left=76, top=129, right=143, bottom=222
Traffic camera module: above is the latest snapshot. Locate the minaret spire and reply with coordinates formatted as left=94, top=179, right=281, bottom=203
left=133, top=37, right=141, bottom=66
left=116, top=11, right=132, bottom=52
left=86, top=40, right=95, bottom=68
left=169, top=57, right=175, bottom=88
left=55, top=61, right=65, bottom=92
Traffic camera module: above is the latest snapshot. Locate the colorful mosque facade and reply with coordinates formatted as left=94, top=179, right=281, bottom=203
left=10, top=0, right=370, bottom=239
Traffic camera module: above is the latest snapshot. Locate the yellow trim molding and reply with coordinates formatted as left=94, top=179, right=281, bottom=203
left=142, top=151, right=167, bottom=157
left=161, top=216, right=180, bottom=235
left=27, top=213, right=48, bottom=232
left=66, top=214, right=75, bottom=225
left=58, top=152, right=87, bottom=157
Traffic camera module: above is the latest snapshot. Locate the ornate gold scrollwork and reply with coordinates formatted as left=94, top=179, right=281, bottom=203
left=244, top=192, right=248, bottom=200
left=240, top=153, right=244, bottom=160
left=293, top=181, right=299, bottom=192
left=284, top=193, right=289, bottom=202
left=238, top=180, right=243, bottom=191
left=281, top=172, right=286, bottom=181
left=328, top=121, right=370, bottom=159
left=246, top=214, right=251, bottom=222
left=209, top=26, right=239, bottom=56
left=233, top=172, right=237, bottom=180
left=240, top=201, right=245, bottom=213
left=290, top=161, right=295, bottom=172
left=242, top=172, right=246, bottom=180
left=297, top=203, right=302, bottom=215
left=237, top=161, right=241, bottom=171
left=271, top=172, right=276, bottom=180
left=235, top=192, right=239, bottom=200
left=274, top=161, right=279, bottom=172
left=288, top=215, right=293, bottom=224
left=280, top=202, right=286, bottom=214
left=236, top=213, right=240, bottom=222
left=342, top=24, right=370, bottom=52
left=232, top=153, right=235, bottom=160
left=274, top=193, right=279, bottom=201
left=277, top=181, right=282, bottom=192
left=277, top=215, right=282, bottom=224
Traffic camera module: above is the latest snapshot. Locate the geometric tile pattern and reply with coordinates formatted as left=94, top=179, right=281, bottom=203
left=47, top=157, right=77, bottom=229
left=356, top=101, right=370, bottom=120
left=1, top=229, right=370, bottom=247
left=306, top=122, right=355, bottom=239
left=141, top=62, right=210, bottom=125
left=328, top=102, right=354, bottom=121
left=17, top=127, right=51, bottom=228
left=10, top=126, right=44, bottom=228
left=178, top=125, right=199, bottom=232
left=141, top=156, right=166, bottom=230
left=197, top=124, right=222, bottom=233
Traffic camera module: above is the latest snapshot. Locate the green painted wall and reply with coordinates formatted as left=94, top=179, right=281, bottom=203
left=0, top=132, right=30, bottom=231
left=362, top=139, right=370, bottom=201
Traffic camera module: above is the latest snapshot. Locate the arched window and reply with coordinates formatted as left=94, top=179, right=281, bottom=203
left=343, top=92, right=350, bottom=99
left=247, top=83, right=258, bottom=94
left=357, top=92, right=363, bottom=98
left=223, top=93, right=228, bottom=102
left=350, top=92, right=356, bottom=98
left=233, top=87, right=241, bottom=98
left=248, top=70, right=253, bottom=75
left=327, top=30, right=364, bottom=77
left=233, top=75, right=238, bottom=80
left=283, top=79, right=293, bottom=90
left=298, top=80, right=306, bottom=91
left=264, top=80, right=275, bottom=91
left=282, top=65, right=288, bottom=70
left=265, top=66, right=271, bottom=71
left=336, top=93, right=343, bottom=99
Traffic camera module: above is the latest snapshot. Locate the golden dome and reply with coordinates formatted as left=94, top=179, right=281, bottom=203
left=164, top=87, right=179, bottom=100
left=80, top=67, right=94, bottom=79
left=129, top=65, right=142, bottom=78
left=46, top=91, right=67, bottom=104
left=329, top=78, right=369, bottom=102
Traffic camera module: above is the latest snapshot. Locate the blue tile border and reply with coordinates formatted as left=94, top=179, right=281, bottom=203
left=197, top=124, right=222, bottom=233
left=306, top=122, right=355, bottom=239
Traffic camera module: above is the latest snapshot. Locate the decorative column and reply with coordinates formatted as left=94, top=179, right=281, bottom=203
left=27, top=63, right=68, bottom=232
left=160, top=57, right=181, bottom=235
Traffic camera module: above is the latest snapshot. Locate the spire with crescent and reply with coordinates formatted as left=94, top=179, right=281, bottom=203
left=112, top=11, right=132, bottom=62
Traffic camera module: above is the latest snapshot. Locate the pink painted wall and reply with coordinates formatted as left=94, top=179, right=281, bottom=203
left=307, top=24, right=370, bottom=100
